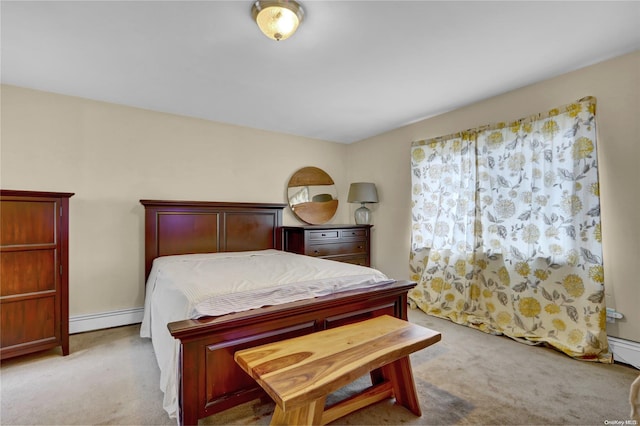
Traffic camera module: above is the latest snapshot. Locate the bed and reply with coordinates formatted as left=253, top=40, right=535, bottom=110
left=139, top=199, right=416, bottom=425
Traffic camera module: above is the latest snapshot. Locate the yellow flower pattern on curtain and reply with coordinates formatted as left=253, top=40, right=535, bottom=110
left=409, top=97, right=611, bottom=362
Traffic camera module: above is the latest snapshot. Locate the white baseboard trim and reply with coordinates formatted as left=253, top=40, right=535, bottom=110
left=609, top=336, right=640, bottom=370
left=68, top=307, right=640, bottom=370
left=69, top=307, right=144, bottom=334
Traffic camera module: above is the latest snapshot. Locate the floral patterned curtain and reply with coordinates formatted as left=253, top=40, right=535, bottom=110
left=409, top=97, right=611, bottom=362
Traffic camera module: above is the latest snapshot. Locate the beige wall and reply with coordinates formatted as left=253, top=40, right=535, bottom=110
left=347, top=51, right=640, bottom=342
left=0, top=85, right=351, bottom=315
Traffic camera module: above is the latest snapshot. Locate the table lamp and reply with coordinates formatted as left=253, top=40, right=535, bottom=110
left=347, top=182, right=378, bottom=224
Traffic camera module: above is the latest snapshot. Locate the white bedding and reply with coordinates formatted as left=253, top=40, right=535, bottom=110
left=139, top=249, right=389, bottom=420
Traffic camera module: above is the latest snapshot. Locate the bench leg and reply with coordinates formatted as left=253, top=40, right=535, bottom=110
left=270, top=396, right=326, bottom=426
left=369, top=367, right=384, bottom=385
left=382, top=356, right=422, bottom=416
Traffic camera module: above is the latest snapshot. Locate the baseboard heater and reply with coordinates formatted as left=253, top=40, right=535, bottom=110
left=69, top=307, right=144, bottom=334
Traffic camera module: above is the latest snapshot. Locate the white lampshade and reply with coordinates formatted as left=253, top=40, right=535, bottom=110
left=252, top=0, right=304, bottom=41
left=347, top=183, right=379, bottom=204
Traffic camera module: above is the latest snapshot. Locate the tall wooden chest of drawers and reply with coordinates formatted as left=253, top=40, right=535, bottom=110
left=282, top=225, right=372, bottom=266
left=0, top=190, right=74, bottom=359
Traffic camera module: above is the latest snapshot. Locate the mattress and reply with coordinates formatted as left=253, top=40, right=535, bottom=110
left=139, top=249, right=389, bottom=419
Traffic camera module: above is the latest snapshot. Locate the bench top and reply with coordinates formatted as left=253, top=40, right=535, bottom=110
left=234, top=315, right=441, bottom=411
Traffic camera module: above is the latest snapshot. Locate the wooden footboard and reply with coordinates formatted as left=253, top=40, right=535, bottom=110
left=168, top=280, right=415, bottom=426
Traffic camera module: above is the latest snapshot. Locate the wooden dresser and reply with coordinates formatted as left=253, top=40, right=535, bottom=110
left=282, top=225, right=372, bottom=266
left=0, top=189, right=74, bottom=360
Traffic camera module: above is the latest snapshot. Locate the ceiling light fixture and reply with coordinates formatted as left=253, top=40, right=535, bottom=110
left=251, top=0, right=304, bottom=41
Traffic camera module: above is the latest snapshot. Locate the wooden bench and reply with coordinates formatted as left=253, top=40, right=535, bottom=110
left=234, top=315, right=441, bottom=425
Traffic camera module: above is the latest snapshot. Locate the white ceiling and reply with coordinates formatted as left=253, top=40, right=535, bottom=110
left=2, top=1, right=639, bottom=144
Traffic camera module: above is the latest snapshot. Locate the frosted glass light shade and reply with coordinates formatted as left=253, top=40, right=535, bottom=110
left=252, top=1, right=304, bottom=41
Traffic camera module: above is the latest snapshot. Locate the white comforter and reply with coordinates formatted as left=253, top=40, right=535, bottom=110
left=139, top=249, right=389, bottom=420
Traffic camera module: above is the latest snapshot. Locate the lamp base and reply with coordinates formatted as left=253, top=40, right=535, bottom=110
left=354, top=204, right=371, bottom=225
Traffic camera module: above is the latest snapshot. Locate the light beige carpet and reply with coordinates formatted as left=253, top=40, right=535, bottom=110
left=1, top=308, right=638, bottom=425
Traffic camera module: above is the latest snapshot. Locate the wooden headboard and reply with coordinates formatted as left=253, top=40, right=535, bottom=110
left=140, top=200, right=286, bottom=279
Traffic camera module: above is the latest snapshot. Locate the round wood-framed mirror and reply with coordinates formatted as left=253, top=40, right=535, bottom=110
left=287, top=167, right=338, bottom=224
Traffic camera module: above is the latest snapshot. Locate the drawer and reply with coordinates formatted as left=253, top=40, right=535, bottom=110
left=330, top=254, right=368, bottom=266
left=308, top=230, right=339, bottom=240
left=307, top=241, right=367, bottom=257
left=340, top=229, right=367, bottom=239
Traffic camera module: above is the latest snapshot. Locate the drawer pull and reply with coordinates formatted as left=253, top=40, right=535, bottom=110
left=358, top=245, right=363, bottom=249
left=321, top=233, right=327, bottom=237
left=314, top=250, right=320, bottom=254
